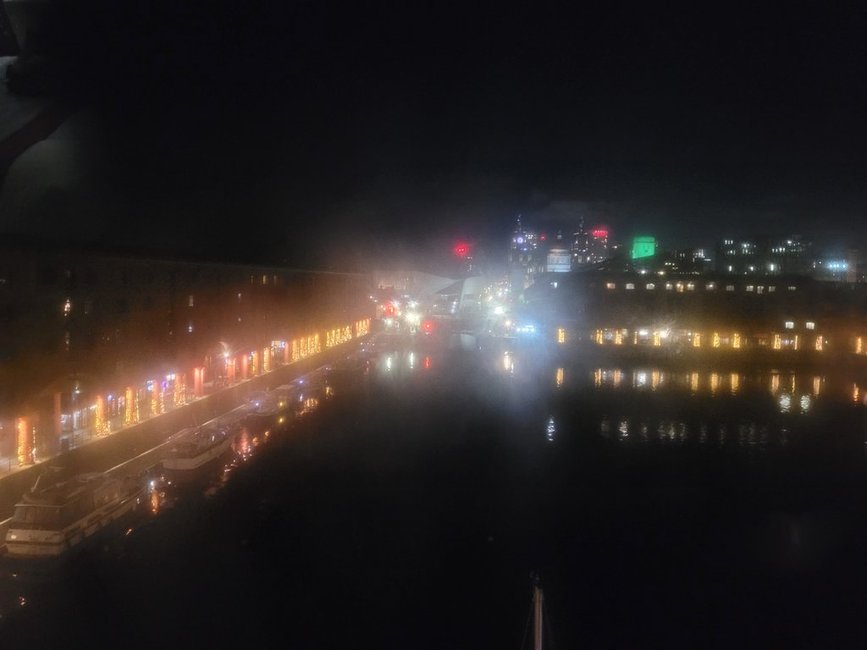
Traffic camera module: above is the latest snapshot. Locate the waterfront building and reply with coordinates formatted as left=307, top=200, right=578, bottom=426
left=0, top=237, right=374, bottom=465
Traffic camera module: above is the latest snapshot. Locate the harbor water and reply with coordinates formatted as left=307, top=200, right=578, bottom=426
left=2, top=335, right=867, bottom=648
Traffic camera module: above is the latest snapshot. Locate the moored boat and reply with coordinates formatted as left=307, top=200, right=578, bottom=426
left=4, top=469, right=147, bottom=559
left=243, top=392, right=281, bottom=421
left=161, top=425, right=233, bottom=474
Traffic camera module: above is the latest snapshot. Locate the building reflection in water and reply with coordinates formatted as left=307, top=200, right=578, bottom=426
left=576, top=366, right=847, bottom=405
left=571, top=363, right=867, bottom=450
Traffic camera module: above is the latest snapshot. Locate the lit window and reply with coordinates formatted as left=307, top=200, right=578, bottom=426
left=665, top=282, right=673, bottom=290
left=806, top=322, right=815, bottom=330
left=686, top=283, right=695, bottom=291
left=785, top=321, right=794, bottom=330
left=706, top=283, right=715, bottom=290
left=726, top=285, right=735, bottom=291
left=768, top=286, right=776, bottom=292
left=646, top=283, right=655, bottom=290
left=788, top=286, right=796, bottom=291
left=188, top=295, right=194, bottom=307
left=187, top=322, right=194, bottom=333
left=606, top=282, right=616, bottom=290
left=625, top=283, right=635, bottom=290
left=746, top=285, right=754, bottom=292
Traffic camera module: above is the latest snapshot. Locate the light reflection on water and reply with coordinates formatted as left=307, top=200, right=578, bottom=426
left=586, top=366, right=838, bottom=400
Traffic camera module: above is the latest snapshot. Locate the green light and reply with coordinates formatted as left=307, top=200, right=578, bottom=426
left=631, top=236, right=656, bottom=260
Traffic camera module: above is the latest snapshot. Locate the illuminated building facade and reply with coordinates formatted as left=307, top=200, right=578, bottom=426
left=546, top=232, right=571, bottom=273
left=571, top=220, right=612, bottom=268
left=588, top=226, right=610, bottom=264
left=0, top=238, right=374, bottom=463
left=508, top=215, right=546, bottom=291
left=522, top=269, right=867, bottom=361
left=716, top=236, right=813, bottom=276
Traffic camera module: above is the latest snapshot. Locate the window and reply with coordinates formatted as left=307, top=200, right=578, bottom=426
left=726, top=285, right=735, bottom=291
left=785, top=321, right=794, bottom=330
left=646, top=283, right=655, bottom=290
left=806, top=322, right=815, bottom=330
left=606, top=282, right=616, bottom=290
left=188, top=295, right=195, bottom=308
left=625, top=283, right=635, bottom=290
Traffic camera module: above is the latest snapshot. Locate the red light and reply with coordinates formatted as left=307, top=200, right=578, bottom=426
left=423, top=356, right=432, bottom=369
left=592, top=229, right=608, bottom=238
left=540, top=234, right=546, bottom=241
left=422, top=320, right=434, bottom=334
left=384, top=304, right=395, bottom=317
left=453, top=242, right=470, bottom=258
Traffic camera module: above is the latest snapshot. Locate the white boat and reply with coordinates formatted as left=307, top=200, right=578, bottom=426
left=244, top=393, right=281, bottom=420
left=161, top=426, right=233, bottom=473
left=4, top=469, right=146, bottom=559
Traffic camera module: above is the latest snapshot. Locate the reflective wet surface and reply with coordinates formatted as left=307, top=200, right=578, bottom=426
left=2, top=334, right=867, bottom=648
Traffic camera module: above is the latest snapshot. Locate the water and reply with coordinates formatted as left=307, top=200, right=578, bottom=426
left=2, top=336, right=867, bottom=648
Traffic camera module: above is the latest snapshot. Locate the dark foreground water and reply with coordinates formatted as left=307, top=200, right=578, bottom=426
left=3, top=336, right=867, bottom=648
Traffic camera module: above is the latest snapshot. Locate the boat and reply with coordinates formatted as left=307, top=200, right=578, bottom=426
left=4, top=469, right=146, bottom=559
left=161, top=425, right=233, bottom=474
left=243, top=391, right=281, bottom=421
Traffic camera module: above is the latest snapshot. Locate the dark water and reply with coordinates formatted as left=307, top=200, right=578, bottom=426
left=3, top=337, right=867, bottom=648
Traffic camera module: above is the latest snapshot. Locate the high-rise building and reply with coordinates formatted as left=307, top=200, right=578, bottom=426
left=571, top=219, right=590, bottom=267
left=508, top=215, right=545, bottom=290
left=588, top=226, right=610, bottom=264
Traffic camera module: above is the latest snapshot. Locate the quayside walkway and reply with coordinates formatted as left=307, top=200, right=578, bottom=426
left=0, top=336, right=368, bottom=545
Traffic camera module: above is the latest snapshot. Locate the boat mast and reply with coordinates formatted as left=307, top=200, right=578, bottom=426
left=532, top=573, right=543, bottom=650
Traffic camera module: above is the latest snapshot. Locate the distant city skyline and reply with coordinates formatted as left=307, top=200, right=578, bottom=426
left=0, top=3, right=864, bottom=269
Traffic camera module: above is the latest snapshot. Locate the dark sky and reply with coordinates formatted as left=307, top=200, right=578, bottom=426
left=1, top=1, right=866, bottom=268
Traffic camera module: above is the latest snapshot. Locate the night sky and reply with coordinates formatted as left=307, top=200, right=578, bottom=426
left=0, top=2, right=866, bottom=268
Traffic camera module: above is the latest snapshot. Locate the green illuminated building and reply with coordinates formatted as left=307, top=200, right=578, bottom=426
left=631, top=236, right=656, bottom=260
